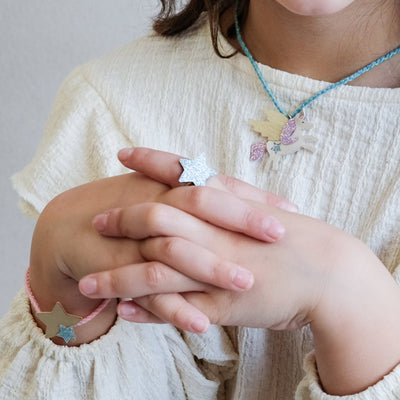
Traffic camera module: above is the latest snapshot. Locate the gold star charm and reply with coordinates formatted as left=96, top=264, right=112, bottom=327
left=36, top=302, right=82, bottom=338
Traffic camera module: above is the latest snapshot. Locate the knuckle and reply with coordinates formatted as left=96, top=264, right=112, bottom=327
left=146, top=293, right=165, bottom=309
left=169, top=304, right=186, bottom=326
left=103, top=271, right=121, bottom=295
left=187, top=186, right=208, bottom=211
left=204, top=304, right=221, bottom=325
left=144, top=262, right=168, bottom=290
left=113, top=208, right=128, bottom=236
left=209, top=293, right=235, bottom=325
left=220, top=175, right=238, bottom=192
left=265, top=192, right=281, bottom=206
left=241, top=206, right=258, bottom=231
left=209, top=258, right=225, bottom=281
left=161, top=237, right=181, bottom=259
left=144, top=203, right=167, bottom=231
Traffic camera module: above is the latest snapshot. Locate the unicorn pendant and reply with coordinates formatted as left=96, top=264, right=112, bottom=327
left=249, top=109, right=317, bottom=170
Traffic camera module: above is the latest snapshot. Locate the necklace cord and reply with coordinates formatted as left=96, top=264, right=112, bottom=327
left=234, top=0, right=400, bottom=119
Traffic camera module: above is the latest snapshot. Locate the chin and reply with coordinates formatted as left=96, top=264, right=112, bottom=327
left=276, top=0, right=355, bottom=16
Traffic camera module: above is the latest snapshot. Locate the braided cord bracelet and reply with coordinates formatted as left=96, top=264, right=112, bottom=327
left=25, top=269, right=110, bottom=343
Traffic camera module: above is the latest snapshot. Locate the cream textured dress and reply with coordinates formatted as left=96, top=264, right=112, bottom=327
left=1, top=18, right=400, bottom=400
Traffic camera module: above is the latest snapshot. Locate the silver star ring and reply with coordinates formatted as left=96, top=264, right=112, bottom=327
left=178, top=153, right=217, bottom=186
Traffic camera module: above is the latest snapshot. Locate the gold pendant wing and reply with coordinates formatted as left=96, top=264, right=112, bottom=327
left=249, top=109, right=288, bottom=141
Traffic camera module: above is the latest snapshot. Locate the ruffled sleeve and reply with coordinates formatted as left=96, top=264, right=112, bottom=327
left=295, top=353, right=400, bottom=400
left=0, top=290, right=238, bottom=400
left=11, top=66, right=133, bottom=219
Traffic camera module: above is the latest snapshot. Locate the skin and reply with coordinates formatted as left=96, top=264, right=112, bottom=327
left=29, top=164, right=293, bottom=344
left=221, top=0, right=400, bottom=87
left=274, top=0, right=355, bottom=15
left=29, top=146, right=400, bottom=395
left=81, top=148, right=400, bottom=395
left=26, top=0, right=400, bottom=396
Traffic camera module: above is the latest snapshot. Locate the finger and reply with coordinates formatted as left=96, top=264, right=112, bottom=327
left=160, top=186, right=285, bottom=241
left=117, top=300, right=165, bottom=324
left=217, top=174, right=298, bottom=212
left=93, top=202, right=211, bottom=240
left=131, top=293, right=211, bottom=333
left=93, top=196, right=283, bottom=243
left=79, top=261, right=207, bottom=299
left=139, top=237, right=254, bottom=291
left=118, top=147, right=298, bottom=211
left=118, top=147, right=200, bottom=187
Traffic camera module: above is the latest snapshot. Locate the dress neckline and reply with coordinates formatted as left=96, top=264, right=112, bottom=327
left=197, top=20, right=400, bottom=105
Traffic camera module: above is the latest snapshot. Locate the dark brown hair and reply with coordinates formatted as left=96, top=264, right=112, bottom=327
left=153, top=0, right=249, bottom=56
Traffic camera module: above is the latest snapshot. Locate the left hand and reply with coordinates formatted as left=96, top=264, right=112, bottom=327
left=79, top=148, right=391, bottom=331
left=84, top=182, right=385, bottom=331
left=80, top=147, right=400, bottom=395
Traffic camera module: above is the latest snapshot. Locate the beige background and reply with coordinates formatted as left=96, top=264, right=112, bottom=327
left=0, top=0, right=159, bottom=316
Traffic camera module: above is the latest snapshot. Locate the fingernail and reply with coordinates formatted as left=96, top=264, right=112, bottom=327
left=80, top=277, right=97, bottom=295
left=93, top=213, right=108, bottom=232
left=277, top=200, right=299, bottom=213
left=232, top=267, right=254, bottom=290
left=118, top=148, right=134, bottom=161
left=190, top=317, right=209, bottom=333
left=118, top=303, right=137, bottom=317
left=263, top=217, right=285, bottom=241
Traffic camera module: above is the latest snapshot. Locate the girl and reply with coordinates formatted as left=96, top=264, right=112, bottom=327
left=1, top=0, right=400, bottom=399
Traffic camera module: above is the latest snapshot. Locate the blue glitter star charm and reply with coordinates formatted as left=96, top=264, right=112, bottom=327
left=271, top=143, right=281, bottom=154
left=178, top=153, right=217, bottom=186
left=57, top=325, right=77, bottom=343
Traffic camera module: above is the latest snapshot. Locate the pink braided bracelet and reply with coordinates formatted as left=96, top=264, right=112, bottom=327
left=25, top=268, right=110, bottom=343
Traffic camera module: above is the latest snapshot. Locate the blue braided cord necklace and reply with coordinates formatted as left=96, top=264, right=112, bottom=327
left=234, top=2, right=400, bottom=167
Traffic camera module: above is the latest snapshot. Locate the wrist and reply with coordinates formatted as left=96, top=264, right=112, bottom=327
left=309, top=238, right=400, bottom=395
left=28, top=197, right=118, bottom=345
left=28, top=264, right=117, bottom=346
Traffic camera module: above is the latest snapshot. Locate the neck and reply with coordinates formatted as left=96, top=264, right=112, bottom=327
left=222, top=0, right=400, bottom=87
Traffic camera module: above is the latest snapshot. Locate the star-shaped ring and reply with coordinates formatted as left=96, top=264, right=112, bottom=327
left=178, top=153, right=217, bottom=186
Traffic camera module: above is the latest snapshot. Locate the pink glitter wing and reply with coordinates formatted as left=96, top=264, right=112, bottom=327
left=280, top=118, right=298, bottom=145
left=250, top=141, right=267, bottom=161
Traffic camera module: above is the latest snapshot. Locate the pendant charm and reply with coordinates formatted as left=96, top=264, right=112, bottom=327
left=250, top=141, right=268, bottom=161
left=249, top=110, right=317, bottom=169
left=249, top=109, right=288, bottom=142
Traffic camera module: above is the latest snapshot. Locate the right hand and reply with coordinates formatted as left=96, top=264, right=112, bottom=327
left=29, top=173, right=170, bottom=344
